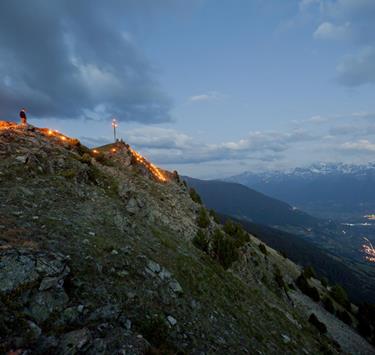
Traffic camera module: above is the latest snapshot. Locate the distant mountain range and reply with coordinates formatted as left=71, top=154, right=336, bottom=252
left=224, top=162, right=375, bottom=219
left=184, top=176, right=318, bottom=228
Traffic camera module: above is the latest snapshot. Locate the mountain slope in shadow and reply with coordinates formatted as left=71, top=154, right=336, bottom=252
left=184, top=176, right=318, bottom=228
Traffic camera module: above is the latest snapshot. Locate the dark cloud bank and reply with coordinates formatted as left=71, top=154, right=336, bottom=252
left=0, top=0, right=172, bottom=122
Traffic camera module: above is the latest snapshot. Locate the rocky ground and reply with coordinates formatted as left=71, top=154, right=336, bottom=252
left=0, top=122, right=373, bottom=354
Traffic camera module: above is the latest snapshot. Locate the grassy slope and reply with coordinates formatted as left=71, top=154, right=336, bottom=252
left=0, top=125, right=343, bottom=354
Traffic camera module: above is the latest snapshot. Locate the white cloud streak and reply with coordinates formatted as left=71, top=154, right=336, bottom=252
left=189, top=91, right=222, bottom=102
left=314, top=21, right=351, bottom=40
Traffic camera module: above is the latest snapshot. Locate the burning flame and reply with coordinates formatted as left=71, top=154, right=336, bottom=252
left=0, top=120, right=167, bottom=183
left=362, top=238, right=375, bottom=263
left=0, top=122, right=72, bottom=144
left=39, top=128, right=69, bottom=141
left=129, top=147, right=167, bottom=182
left=0, top=121, right=17, bottom=130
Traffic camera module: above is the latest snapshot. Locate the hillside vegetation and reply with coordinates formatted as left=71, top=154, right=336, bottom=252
left=0, top=122, right=373, bottom=354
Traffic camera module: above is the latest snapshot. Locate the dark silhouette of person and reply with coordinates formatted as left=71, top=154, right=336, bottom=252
left=19, top=108, right=27, bottom=125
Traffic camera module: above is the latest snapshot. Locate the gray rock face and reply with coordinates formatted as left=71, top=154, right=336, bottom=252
left=126, top=197, right=140, bottom=214
left=59, top=328, right=92, bottom=354
left=26, top=288, right=69, bottom=322
left=167, top=315, right=177, bottom=326
left=169, top=280, right=183, bottom=294
left=146, top=260, right=161, bottom=274
left=0, top=249, right=70, bottom=325
left=0, top=251, right=39, bottom=293
left=0, top=250, right=69, bottom=295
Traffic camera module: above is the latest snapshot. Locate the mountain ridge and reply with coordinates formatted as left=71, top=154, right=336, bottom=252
left=0, top=121, right=374, bottom=354
left=224, top=162, right=375, bottom=219
left=184, top=176, right=319, bottom=228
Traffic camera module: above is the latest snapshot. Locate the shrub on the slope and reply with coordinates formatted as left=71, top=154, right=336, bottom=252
left=309, top=313, right=327, bottom=334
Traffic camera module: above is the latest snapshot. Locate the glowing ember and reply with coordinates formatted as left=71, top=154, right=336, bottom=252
left=129, top=148, right=167, bottom=182
left=39, top=127, right=73, bottom=144
left=112, top=148, right=117, bottom=153
left=0, top=121, right=18, bottom=130
left=362, top=238, right=375, bottom=263
left=92, top=149, right=99, bottom=154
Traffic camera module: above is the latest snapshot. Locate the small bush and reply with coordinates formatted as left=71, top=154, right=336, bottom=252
left=303, top=266, right=316, bottom=279
left=94, top=152, right=114, bottom=166
left=192, top=229, right=209, bottom=253
left=258, top=243, right=268, bottom=256
left=337, top=310, right=352, bottom=326
left=296, top=274, right=320, bottom=302
left=274, top=267, right=286, bottom=290
left=320, top=277, right=329, bottom=288
left=323, top=296, right=335, bottom=314
left=138, top=315, right=169, bottom=348
left=211, top=229, right=239, bottom=269
left=76, top=143, right=91, bottom=156
left=223, top=220, right=250, bottom=248
left=330, top=284, right=350, bottom=310
left=357, top=303, right=375, bottom=342
left=197, top=207, right=210, bottom=228
left=80, top=153, right=92, bottom=165
left=309, top=287, right=321, bottom=303
left=209, top=209, right=220, bottom=224
left=189, top=188, right=202, bottom=204
left=309, top=313, right=327, bottom=334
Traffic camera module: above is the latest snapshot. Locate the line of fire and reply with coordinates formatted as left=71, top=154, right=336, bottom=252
left=0, top=120, right=168, bottom=183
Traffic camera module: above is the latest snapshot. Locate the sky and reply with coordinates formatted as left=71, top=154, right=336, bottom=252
left=0, top=0, right=374, bottom=178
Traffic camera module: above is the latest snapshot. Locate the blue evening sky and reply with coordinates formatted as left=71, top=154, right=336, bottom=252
left=1, top=0, right=374, bottom=178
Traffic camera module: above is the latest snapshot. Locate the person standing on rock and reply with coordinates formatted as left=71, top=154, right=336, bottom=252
left=19, top=108, right=27, bottom=125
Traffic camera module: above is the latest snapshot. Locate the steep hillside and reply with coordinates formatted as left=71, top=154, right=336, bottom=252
left=0, top=122, right=373, bottom=354
left=184, top=176, right=318, bottom=228
left=218, top=215, right=375, bottom=305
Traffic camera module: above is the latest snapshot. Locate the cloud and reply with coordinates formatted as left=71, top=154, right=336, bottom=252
left=307, top=115, right=330, bottom=123
left=123, top=126, right=316, bottom=165
left=301, top=0, right=375, bottom=86
left=189, top=91, right=222, bottom=102
left=352, top=111, right=375, bottom=120
left=341, top=139, right=375, bottom=152
left=336, top=47, right=375, bottom=86
left=291, top=111, right=375, bottom=130
left=313, top=21, right=351, bottom=40
left=0, top=0, right=173, bottom=123
left=126, top=127, right=193, bottom=149
left=325, top=0, right=375, bottom=20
